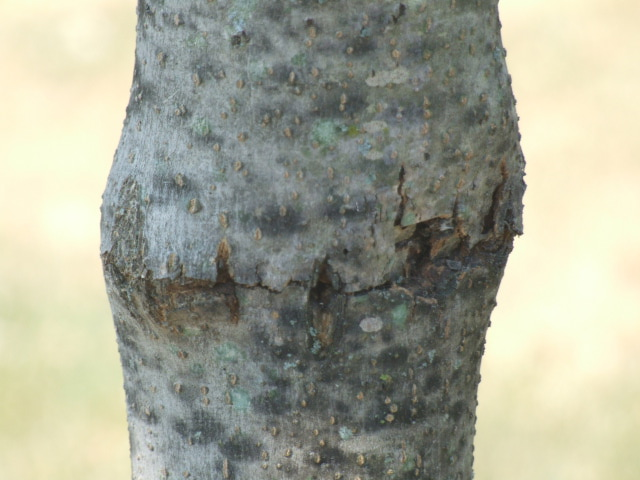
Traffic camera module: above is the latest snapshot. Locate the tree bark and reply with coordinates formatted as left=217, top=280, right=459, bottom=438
left=101, top=1, right=525, bottom=479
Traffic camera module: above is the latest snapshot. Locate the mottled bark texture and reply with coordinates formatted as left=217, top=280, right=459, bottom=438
left=101, top=1, right=524, bottom=479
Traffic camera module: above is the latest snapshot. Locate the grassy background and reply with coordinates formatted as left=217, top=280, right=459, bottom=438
left=0, top=0, right=638, bottom=478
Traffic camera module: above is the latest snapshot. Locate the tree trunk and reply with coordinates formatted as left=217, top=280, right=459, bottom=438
left=101, top=1, right=524, bottom=479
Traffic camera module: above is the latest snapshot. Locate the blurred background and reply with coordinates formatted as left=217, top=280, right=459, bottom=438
left=0, top=0, right=638, bottom=478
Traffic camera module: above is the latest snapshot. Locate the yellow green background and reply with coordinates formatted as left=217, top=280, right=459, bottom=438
left=1, top=0, right=638, bottom=478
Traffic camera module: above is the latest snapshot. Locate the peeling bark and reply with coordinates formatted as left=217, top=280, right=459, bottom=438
left=101, top=1, right=525, bottom=479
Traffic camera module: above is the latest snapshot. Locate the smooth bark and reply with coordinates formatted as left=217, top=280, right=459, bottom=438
left=101, top=1, right=525, bottom=479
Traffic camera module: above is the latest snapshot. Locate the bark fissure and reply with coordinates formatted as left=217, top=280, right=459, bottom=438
left=307, top=258, right=343, bottom=355
left=393, top=165, right=408, bottom=228
left=482, top=157, right=510, bottom=235
left=392, top=3, right=407, bottom=24
left=214, top=239, right=240, bottom=325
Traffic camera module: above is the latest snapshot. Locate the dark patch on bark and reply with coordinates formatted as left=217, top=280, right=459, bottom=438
left=363, top=404, right=397, bottom=432
left=453, top=0, right=481, bottom=11
left=310, top=83, right=367, bottom=119
left=405, top=35, right=432, bottom=60
left=112, top=311, right=140, bottom=354
left=270, top=62, right=302, bottom=85
left=334, top=399, right=350, bottom=414
left=252, top=388, right=291, bottom=415
left=449, top=399, right=470, bottom=422
left=381, top=329, right=395, bottom=344
left=424, top=373, right=443, bottom=392
left=167, top=381, right=198, bottom=404
left=361, top=5, right=389, bottom=28
left=465, top=106, right=490, bottom=126
left=323, top=192, right=375, bottom=222
left=346, top=34, right=377, bottom=56
left=271, top=343, right=300, bottom=360
left=293, top=361, right=309, bottom=374
left=377, top=345, right=409, bottom=368
left=173, top=411, right=222, bottom=445
left=385, top=98, right=428, bottom=125
left=420, top=35, right=450, bottom=58
left=137, top=1, right=157, bottom=28
left=254, top=204, right=306, bottom=237
left=342, top=91, right=368, bottom=117
left=219, top=433, right=260, bottom=461
left=245, top=33, right=272, bottom=55
left=322, top=447, right=347, bottom=465
left=362, top=369, right=434, bottom=430
left=277, top=305, right=307, bottom=329
left=344, top=339, right=364, bottom=354
left=263, top=3, right=285, bottom=21
left=359, top=453, right=386, bottom=476
left=314, top=37, right=344, bottom=56
left=306, top=446, right=346, bottom=467
left=315, top=363, right=347, bottom=384
left=253, top=327, right=301, bottom=360
left=420, top=86, right=448, bottom=117
left=495, top=136, right=515, bottom=156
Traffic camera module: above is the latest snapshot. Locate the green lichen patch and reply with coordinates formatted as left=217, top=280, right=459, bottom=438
left=338, top=425, right=354, bottom=440
left=400, top=212, right=417, bottom=227
left=346, top=124, right=360, bottom=137
left=290, top=52, right=307, bottom=68
left=190, top=363, right=205, bottom=376
left=182, top=326, right=202, bottom=337
left=246, top=60, right=267, bottom=81
left=228, top=0, right=258, bottom=32
left=391, top=303, right=409, bottom=327
left=229, top=388, right=251, bottom=411
left=215, top=342, right=244, bottom=363
left=311, top=119, right=344, bottom=147
left=191, top=118, right=211, bottom=137
left=185, top=34, right=208, bottom=49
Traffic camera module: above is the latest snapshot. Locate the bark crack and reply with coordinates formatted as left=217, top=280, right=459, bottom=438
left=481, top=158, right=509, bottom=235
left=394, top=165, right=408, bottom=227
left=306, top=258, right=344, bottom=356
left=214, top=239, right=240, bottom=324
left=392, top=3, right=407, bottom=24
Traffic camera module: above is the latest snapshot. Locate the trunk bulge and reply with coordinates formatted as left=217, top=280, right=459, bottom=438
left=101, top=1, right=525, bottom=479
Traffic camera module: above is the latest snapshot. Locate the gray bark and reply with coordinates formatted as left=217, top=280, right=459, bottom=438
left=101, top=1, right=525, bottom=479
